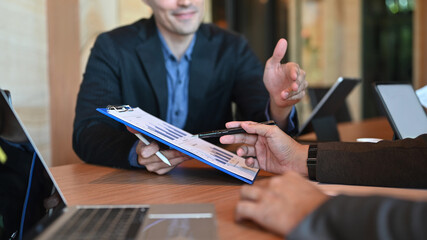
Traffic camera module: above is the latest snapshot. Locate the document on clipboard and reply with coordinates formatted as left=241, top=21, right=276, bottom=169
left=97, top=105, right=259, bottom=184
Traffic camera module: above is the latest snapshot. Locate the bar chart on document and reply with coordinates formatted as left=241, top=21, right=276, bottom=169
left=97, top=107, right=259, bottom=183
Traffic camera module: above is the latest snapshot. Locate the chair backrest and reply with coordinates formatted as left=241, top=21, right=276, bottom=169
left=307, top=87, right=352, bottom=123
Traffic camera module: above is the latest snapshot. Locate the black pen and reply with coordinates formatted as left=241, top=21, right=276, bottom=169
left=195, top=120, right=276, bottom=139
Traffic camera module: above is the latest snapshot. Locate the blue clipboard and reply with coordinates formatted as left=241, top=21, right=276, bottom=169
left=97, top=106, right=259, bottom=184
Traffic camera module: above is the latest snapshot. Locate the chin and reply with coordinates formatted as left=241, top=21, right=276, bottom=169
left=174, top=25, right=199, bottom=35
left=175, top=30, right=197, bottom=36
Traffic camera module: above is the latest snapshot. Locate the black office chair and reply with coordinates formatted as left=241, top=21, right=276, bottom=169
left=307, top=87, right=352, bottom=123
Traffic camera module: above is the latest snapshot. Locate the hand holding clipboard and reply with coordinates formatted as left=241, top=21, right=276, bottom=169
left=125, top=125, right=171, bottom=166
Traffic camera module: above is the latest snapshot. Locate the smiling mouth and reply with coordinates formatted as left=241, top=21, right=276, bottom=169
left=172, top=7, right=198, bottom=20
left=174, top=11, right=197, bottom=20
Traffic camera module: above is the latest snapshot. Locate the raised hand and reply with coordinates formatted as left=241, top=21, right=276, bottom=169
left=263, top=38, right=307, bottom=109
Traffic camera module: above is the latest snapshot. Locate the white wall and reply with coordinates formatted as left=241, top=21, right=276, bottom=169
left=0, top=0, right=50, bottom=164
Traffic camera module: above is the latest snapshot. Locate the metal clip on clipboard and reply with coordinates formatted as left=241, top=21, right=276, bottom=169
left=107, top=105, right=134, bottom=112
left=106, top=105, right=171, bottom=166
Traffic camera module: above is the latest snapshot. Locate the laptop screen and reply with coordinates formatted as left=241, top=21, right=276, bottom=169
left=375, top=83, right=427, bottom=139
left=0, top=90, right=65, bottom=240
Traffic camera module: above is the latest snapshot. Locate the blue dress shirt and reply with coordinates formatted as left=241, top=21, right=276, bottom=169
left=160, top=33, right=196, bottom=129
left=129, top=31, right=195, bottom=167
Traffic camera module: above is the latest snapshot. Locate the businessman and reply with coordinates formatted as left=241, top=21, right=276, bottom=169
left=219, top=121, right=427, bottom=239
left=73, top=0, right=307, bottom=173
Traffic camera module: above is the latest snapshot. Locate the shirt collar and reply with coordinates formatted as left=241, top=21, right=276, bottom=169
left=157, top=30, right=196, bottom=62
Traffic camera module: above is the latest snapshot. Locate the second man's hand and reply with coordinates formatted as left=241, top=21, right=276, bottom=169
left=219, top=121, right=309, bottom=176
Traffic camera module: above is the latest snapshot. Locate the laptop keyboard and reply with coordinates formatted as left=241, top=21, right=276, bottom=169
left=49, top=207, right=148, bottom=240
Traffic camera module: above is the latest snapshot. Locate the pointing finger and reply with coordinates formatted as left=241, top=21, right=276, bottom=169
left=270, top=39, right=288, bottom=65
left=220, top=133, right=259, bottom=145
left=240, top=122, right=279, bottom=139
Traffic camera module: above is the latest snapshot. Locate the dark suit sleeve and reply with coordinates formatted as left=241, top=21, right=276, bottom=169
left=315, top=134, right=427, bottom=188
left=288, top=195, right=427, bottom=240
left=72, top=33, right=137, bottom=169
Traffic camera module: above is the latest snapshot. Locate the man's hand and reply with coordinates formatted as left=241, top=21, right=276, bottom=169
left=126, top=126, right=191, bottom=174
left=219, top=121, right=309, bottom=175
left=264, top=38, right=307, bottom=108
left=263, top=39, right=307, bottom=128
left=135, top=140, right=191, bottom=174
left=235, top=171, right=329, bottom=236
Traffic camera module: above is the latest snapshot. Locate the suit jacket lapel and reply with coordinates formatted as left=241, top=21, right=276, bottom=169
left=136, top=18, right=168, bottom=119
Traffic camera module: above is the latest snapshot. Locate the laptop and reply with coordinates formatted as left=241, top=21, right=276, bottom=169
left=0, top=89, right=217, bottom=240
left=374, top=83, right=427, bottom=139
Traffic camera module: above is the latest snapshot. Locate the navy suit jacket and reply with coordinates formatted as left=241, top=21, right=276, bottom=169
left=73, top=17, right=296, bottom=168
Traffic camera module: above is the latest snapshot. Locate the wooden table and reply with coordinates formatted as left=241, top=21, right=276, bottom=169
left=50, top=118, right=427, bottom=239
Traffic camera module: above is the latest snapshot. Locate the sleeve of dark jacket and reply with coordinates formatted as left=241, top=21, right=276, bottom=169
left=288, top=195, right=427, bottom=240
left=315, top=134, right=427, bottom=188
left=72, top=32, right=137, bottom=169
